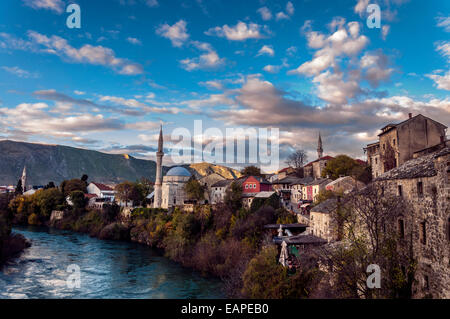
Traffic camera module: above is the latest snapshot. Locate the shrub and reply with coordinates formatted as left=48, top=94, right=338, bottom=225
left=27, top=213, right=40, bottom=225
left=99, top=223, right=130, bottom=241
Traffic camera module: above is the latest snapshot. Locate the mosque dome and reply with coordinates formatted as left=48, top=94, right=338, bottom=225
left=166, top=166, right=191, bottom=177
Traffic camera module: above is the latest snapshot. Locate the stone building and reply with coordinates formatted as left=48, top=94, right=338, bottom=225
left=304, top=133, right=334, bottom=179
left=375, top=146, right=450, bottom=298
left=160, top=166, right=192, bottom=209
left=325, top=176, right=365, bottom=194
left=365, top=113, right=447, bottom=179
left=309, top=198, right=338, bottom=242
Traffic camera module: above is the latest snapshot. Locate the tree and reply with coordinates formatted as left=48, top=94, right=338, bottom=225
left=224, top=181, right=242, bottom=211
left=321, top=184, right=416, bottom=299
left=286, top=149, right=308, bottom=170
left=44, top=181, right=55, bottom=189
left=60, top=179, right=87, bottom=197
left=135, top=178, right=154, bottom=205
left=69, top=190, right=87, bottom=211
left=184, top=178, right=205, bottom=203
left=15, top=179, right=23, bottom=196
left=321, top=155, right=362, bottom=180
left=115, top=182, right=140, bottom=207
left=81, top=174, right=89, bottom=187
left=241, top=166, right=262, bottom=177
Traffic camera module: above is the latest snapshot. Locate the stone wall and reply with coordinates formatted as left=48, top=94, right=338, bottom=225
left=376, top=152, right=449, bottom=298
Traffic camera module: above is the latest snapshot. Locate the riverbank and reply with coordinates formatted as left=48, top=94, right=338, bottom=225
left=0, top=233, right=31, bottom=265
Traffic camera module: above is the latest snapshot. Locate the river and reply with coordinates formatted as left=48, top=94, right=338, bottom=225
left=0, top=226, right=224, bottom=299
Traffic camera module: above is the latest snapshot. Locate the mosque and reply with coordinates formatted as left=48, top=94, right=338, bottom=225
left=153, top=126, right=192, bottom=209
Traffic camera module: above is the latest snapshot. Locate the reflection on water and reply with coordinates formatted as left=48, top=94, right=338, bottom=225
left=0, top=226, right=224, bottom=299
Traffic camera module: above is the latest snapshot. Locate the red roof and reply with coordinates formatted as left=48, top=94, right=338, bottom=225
left=84, top=193, right=98, bottom=199
left=304, top=156, right=334, bottom=167
left=355, top=159, right=367, bottom=166
left=92, top=182, right=114, bottom=191
left=278, top=167, right=292, bottom=173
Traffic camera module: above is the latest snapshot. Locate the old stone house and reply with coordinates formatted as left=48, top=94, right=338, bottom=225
left=365, top=113, right=447, bottom=179
left=309, top=198, right=339, bottom=242
left=302, top=178, right=332, bottom=202
left=375, top=146, right=450, bottom=298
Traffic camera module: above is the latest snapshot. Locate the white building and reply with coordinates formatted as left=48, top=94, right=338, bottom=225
left=87, top=182, right=115, bottom=201
left=161, top=166, right=192, bottom=209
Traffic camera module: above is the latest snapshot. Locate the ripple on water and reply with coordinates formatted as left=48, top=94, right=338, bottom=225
left=0, top=226, right=224, bottom=299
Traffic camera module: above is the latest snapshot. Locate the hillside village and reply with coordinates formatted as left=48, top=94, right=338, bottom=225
left=1, top=113, right=449, bottom=299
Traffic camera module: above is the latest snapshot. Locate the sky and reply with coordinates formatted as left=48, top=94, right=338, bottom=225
left=0, top=0, right=449, bottom=171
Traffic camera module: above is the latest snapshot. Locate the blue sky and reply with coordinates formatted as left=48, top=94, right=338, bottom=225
left=0, top=0, right=449, bottom=170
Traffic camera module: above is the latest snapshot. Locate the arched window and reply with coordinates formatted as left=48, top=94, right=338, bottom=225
left=398, top=218, right=405, bottom=238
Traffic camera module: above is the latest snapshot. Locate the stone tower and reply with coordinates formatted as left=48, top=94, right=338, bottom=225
left=153, top=126, right=164, bottom=208
left=21, top=166, right=27, bottom=192
left=317, top=132, right=323, bottom=159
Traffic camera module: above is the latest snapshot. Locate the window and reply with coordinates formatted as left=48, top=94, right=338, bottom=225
left=398, top=185, right=403, bottom=197
left=424, top=275, right=430, bottom=290
left=375, top=158, right=378, bottom=165
left=383, top=144, right=385, bottom=150
left=417, top=181, right=423, bottom=197
left=447, top=217, right=450, bottom=242
left=253, top=184, right=256, bottom=188
left=398, top=219, right=405, bottom=238
left=245, top=184, right=248, bottom=189
left=420, top=221, right=427, bottom=245
left=393, top=139, right=396, bottom=146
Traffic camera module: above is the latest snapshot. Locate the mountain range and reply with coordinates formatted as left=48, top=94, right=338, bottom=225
left=0, top=140, right=241, bottom=186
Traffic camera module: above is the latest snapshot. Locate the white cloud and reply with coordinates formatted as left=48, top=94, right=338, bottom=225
left=354, top=0, right=370, bottom=16
left=436, top=16, right=450, bottom=32
left=427, top=71, right=450, bottom=91
left=436, top=41, right=450, bottom=62
left=257, top=45, right=275, bottom=57
left=73, top=90, right=85, bottom=95
left=156, top=20, right=189, bottom=47
left=23, top=0, right=65, bottom=14
left=205, top=21, right=269, bottom=41
left=257, top=7, right=272, bottom=21
left=1, top=66, right=38, bottom=78
left=276, top=2, right=295, bottom=20
left=382, top=25, right=390, bottom=40
left=286, top=2, right=294, bottom=15
left=126, top=37, right=142, bottom=45
left=180, top=41, right=225, bottom=71
left=27, top=31, right=143, bottom=75
left=290, top=21, right=368, bottom=76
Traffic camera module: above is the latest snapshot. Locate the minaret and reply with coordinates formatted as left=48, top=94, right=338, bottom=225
left=153, top=126, right=164, bottom=208
left=21, top=166, right=27, bottom=192
left=317, top=132, right=323, bottom=159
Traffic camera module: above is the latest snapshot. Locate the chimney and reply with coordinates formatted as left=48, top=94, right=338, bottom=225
left=408, top=113, right=412, bottom=119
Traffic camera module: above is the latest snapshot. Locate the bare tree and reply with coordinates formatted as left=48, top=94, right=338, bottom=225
left=286, top=149, right=308, bottom=169
left=318, top=184, right=416, bottom=299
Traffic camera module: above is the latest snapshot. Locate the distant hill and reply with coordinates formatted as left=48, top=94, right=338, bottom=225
left=0, top=140, right=240, bottom=186
left=187, top=162, right=242, bottom=179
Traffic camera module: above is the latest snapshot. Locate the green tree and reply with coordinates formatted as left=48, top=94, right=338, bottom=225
left=115, top=182, right=140, bottom=207
left=241, top=166, right=262, bottom=177
left=184, top=178, right=205, bottom=203
left=69, top=190, right=87, bottom=211
left=224, top=181, right=242, bottom=211
left=15, top=179, right=23, bottom=196
left=35, top=188, right=65, bottom=218
left=60, top=179, right=87, bottom=197
left=321, top=155, right=361, bottom=180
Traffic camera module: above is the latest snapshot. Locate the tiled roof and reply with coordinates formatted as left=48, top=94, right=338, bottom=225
left=310, top=198, right=338, bottom=214
left=304, top=156, right=334, bottom=167
left=92, top=182, right=114, bottom=191
left=211, top=179, right=234, bottom=188
left=272, top=175, right=313, bottom=185
left=305, top=178, right=332, bottom=186
left=273, top=235, right=327, bottom=245
left=376, top=146, right=449, bottom=181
